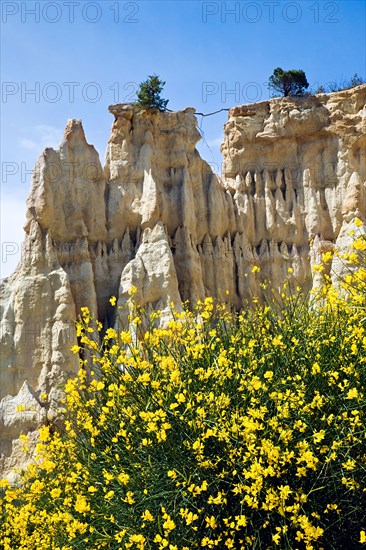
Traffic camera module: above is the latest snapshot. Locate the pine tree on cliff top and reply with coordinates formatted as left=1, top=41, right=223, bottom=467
left=269, top=67, right=309, bottom=97
left=136, top=75, right=169, bottom=111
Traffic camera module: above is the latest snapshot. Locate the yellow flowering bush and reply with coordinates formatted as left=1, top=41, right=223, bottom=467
left=1, top=225, right=366, bottom=550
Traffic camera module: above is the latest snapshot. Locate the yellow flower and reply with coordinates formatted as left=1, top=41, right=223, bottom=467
left=313, top=430, right=325, bottom=443
left=163, top=517, right=176, bottom=532
left=123, top=491, right=135, bottom=504
left=105, top=327, right=117, bottom=340
left=311, top=362, right=320, bottom=375
left=118, top=472, right=130, bottom=485
left=129, top=533, right=146, bottom=546
left=120, top=330, right=132, bottom=345
left=39, top=425, right=51, bottom=442
left=250, top=376, right=262, bottom=390
left=205, top=516, right=217, bottom=529
left=346, top=388, right=359, bottom=399
left=360, top=531, right=366, bottom=543
left=115, top=529, right=126, bottom=542
left=50, top=488, right=61, bottom=499
left=141, top=509, right=154, bottom=522
left=109, top=295, right=117, bottom=306
left=208, top=491, right=226, bottom=505
left=322, top=251, right=333, bottom=263
left=74, top=495, right=90, bottom=513
left=137, top=372, right=151, bottom=385
left=272, top=336, right=283, bottom=347
left=342, top=459, right=356, bottom=471
left=235, top=514, right=247, bottom=527
left=278, top=485, right=292, bottom=500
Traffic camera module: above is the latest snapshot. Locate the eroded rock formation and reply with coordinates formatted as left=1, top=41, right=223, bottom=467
left=1, top=85, right=365, bottom=479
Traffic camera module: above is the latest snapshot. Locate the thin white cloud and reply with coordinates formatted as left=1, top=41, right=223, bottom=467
left=36, top=125, right=63, bottom=147
left=19, top=138, right=38, bottom=151
left=206, top=136, right=223, bottom=148
left=19, top=125, right=62, bottom=152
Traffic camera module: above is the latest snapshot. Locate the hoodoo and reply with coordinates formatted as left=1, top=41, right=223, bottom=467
left=1, top=85, right=365, bottom=478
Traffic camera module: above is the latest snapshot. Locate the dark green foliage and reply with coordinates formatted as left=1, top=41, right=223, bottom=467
left=136, top=74, right=169, bottom=111
left=269, top=67, right=309, bottom=97
left=348, top=73, right=364, bottom=88
left=316, top=74, right=365, bottom=94
left=314, top=85, right=326, bottom=94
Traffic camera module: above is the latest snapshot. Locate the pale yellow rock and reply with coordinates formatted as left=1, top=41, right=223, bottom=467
left=116, top=222, right=182, bottom=328
left=222, top=85, right=366, bottom=290
left=0, top=85, right=365, bottom=479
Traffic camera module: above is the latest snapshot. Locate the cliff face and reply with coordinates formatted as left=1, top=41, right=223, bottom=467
left=1, top=85, right=365, bottom=478
left=222, top=88, right=366, bottom=288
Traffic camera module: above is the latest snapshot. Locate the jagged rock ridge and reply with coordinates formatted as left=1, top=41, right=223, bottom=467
left=1, top=85, right=365, bottom=479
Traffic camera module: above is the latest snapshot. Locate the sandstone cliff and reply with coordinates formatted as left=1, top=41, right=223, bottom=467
left=1, top=85, right=365, bottom=479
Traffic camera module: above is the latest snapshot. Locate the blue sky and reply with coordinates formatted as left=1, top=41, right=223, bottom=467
left=1, top=0, right=365, bottom=277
